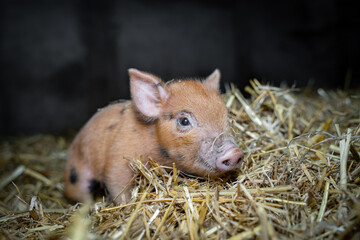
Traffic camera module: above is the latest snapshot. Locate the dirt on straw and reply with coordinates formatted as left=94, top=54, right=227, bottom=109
left=1, top=80, right=360, bottom=239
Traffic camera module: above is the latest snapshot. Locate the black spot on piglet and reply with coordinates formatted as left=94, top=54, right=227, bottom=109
left=159, top=145, right=170, bottom=159
left=108, top=123, right=117, bottom=130
left=88, top=179, right=101, bottom=194
left=176, top=153, right=185, bottom=161
left=162, top=113, right=174, bottom=120
left=88, top=179, right=109, bottom=198
left=120, top=106, right=127, bottom=115
left=70, top=167, right=77, bottom=184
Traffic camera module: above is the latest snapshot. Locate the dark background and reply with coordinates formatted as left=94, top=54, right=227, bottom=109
left=1, top=0, right=359, bottom=136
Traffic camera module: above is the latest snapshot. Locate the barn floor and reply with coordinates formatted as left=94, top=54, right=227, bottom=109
left=1, top=81, right=360, bottom=239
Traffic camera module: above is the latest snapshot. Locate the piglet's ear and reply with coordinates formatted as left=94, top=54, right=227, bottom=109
left=203, top=69, right=221, bottom=92
left=129, top=68, right=169, bottom=120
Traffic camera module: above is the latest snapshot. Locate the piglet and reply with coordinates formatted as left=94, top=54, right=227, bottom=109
left=64, top=69, right=243, bottom=204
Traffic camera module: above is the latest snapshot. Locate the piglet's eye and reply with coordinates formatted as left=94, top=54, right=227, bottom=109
left=175, top=112, right=195, bottom=132
left=179, top=117, right=190, bottom=126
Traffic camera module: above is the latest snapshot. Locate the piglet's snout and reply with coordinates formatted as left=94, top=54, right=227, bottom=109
left=216, top=144, right=244, bottom=172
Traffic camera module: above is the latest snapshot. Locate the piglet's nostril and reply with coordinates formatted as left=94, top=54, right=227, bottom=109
left=223, top=159, right=230, bottom=166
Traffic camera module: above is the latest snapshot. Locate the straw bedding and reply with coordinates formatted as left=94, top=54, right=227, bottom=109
left=1, top=80, right=359, bottom=239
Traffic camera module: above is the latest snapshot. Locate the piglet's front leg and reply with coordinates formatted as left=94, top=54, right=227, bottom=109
left=104, top=157, right=135, bottom=204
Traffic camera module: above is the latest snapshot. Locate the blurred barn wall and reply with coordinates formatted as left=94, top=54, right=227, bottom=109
left=0, top=0, right=359, bottom=136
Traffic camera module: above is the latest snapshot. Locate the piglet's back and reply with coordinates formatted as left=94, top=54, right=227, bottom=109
left=65, top=101, right=135, bottom=199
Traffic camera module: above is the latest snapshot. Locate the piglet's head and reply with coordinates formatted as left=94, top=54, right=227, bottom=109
left=129, top=68, right=243, bottom=177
